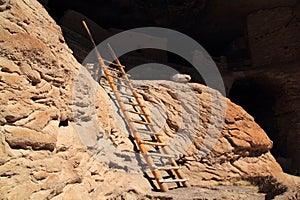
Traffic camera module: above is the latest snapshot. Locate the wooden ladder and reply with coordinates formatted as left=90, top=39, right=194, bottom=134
left=82, top=21, right=190, bottom=192
left=103, top=44, right=190, bottom=191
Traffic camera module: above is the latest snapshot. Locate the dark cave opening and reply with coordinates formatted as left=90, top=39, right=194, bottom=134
left=116, top=49, right=205, bottom=83
left=229, top=79, right=283, bottom=159
left=59, top=119, right=69, bottom=127
left=44, top=0, right=247, bottom=57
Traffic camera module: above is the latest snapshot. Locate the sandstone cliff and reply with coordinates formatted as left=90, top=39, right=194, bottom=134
left=46, top=0, right=300, bottom=175
left=0, top=0, right=299, bottom=199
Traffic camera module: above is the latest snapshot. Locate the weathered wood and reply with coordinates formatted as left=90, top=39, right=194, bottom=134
left=83, top=31, right=190, bottom=191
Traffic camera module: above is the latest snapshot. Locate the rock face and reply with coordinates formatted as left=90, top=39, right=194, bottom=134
left=247, top=5, right=300, bottom=67
left=0, top=1, right=150, bottom=199
left=0, top=0, right=76, bottom=151
left=0, top=0, right=299, bottom=199
left=132, top=82, right=279, bottom=182
left=46, top=0, right=298, bottom=52
left=236, top=4, right=300, bottom=174
left=44, top=1, right=300, bottom=175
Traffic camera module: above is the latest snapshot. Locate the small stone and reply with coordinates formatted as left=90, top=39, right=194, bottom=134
left=33, top=171, right=48, bottom=180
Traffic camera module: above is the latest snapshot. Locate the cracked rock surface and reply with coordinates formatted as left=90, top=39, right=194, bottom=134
left=0, top=0, right=299, bottom=199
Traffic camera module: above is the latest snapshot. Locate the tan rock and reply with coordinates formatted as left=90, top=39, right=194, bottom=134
left=0, top=57, right=21, bottom=74
left=132, top=80, right=297, bottom=194
left=6, top=182, right=40, bottom=200
left=29, top=190, right=52, bottom=200
left=14, top=108, right=59, bottom=131
left=20, top=62, right=41, bottom=85
left=40, top=173, right=60, bottom=190
left=0, top=71, right=29, bottom=89
left=0, top=132, right=11, bottom=165
left=1, top=102, right=34, bottom=123
left=32, top=171, right=48, bottom=180
left=0, top=0, right=298, bottom=199
left=61, top=184, right=91, bottom=200
left=227, top=136, right=251, bottom=149
left=3, top=125, right=56, bottom=150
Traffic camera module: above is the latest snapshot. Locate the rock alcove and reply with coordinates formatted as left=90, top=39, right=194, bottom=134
left=41, top=0, right=300, bottom=175
left=0, top=1, right=299, bottom=198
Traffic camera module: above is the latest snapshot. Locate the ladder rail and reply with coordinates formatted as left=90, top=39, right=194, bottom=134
left=106, top=43, right=170, bottom=191
left=105, top=44, right=180, bottom=167
left=102, top=65, right=169, bottom=191
left=82, top=21, right=190, bottom=191
left=106, top=43, right=190, bottom=191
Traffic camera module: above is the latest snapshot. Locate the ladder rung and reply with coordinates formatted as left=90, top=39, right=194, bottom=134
left=131, top=120, right=151, bottom=125
left=140, top=141, right=166, bottom=146
left=108, top=74, right=124, bottom=80
left=102, top=59, right=126, bottom=69
left=158, top=178, right=188, bottom=183
left=126, top=110, right=148, bottom=115
left=101, top=49, right=190, bottom=192
left=103, top=66, right=122, bottom=73
left=146, top=153, right=176, bottom=158
left=103, top=59, right=121, bottom=67
left=153, top=166, right=182, bottom=170
left=136, top=129, right=163, bottom=136
left=115, top=82, right=132, bottom=89
left=120, top=92, right=135, bottom=97
left=119, top=92, right=142, bottom=99
left=124, top=102, right=146, bottom=107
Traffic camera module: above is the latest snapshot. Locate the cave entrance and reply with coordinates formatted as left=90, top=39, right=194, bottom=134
left=229, top=79, right=283, bottom=158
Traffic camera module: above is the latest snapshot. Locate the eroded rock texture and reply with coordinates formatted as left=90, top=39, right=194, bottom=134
left=0, top=1, right=150, bottom=199
left=132, top=82, right=291, bottom=187
left=43, top=2, right=300, bottom=174
left=0, top=0, right=299, bottom=199
left=246, top=5, right=300, bottom=173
